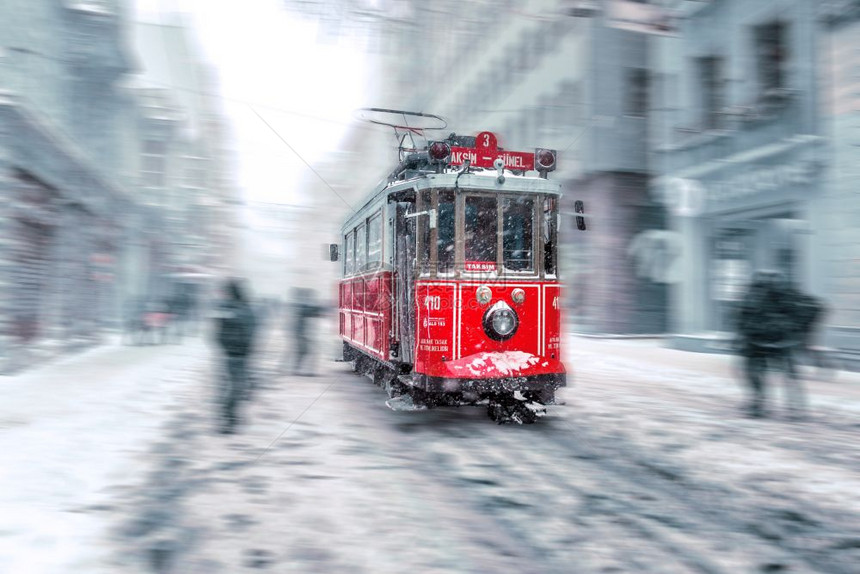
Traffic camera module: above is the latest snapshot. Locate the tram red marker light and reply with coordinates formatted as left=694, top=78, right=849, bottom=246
left=535, top=149, right=556, bottom=171
left=428, top=141, right=451, bottom=161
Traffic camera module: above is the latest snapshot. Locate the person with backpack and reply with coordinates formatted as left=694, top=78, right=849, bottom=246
left=735, top=270, right=806, bottom=419
left=793, top=291, right=829, bottom=374
left=213, top=279, right=257, bottom=434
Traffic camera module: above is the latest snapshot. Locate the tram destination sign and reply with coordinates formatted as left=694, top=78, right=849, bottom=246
left=447, top=131, right=536, bottom=171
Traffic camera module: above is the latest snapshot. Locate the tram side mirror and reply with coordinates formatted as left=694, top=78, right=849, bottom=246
left=574, top=200, right=587, bottom=231
left=328, top=244, right=339, bottom=262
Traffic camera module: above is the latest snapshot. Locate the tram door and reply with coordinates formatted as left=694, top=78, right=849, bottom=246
left=394, top=202, right=416, bottom=363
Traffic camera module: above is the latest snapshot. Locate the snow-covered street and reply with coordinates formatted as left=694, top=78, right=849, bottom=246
left=0, top=338, right=210, bottom=573
left=4, top=331, right=860, bottom=573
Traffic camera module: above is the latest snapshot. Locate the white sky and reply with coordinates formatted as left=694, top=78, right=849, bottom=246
left=134, top=0, right=374, bottom=205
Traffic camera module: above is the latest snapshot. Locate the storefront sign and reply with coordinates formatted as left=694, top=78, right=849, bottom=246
left=706, top=161, right=817, bottom=204
left=711, top=259, right=750, bottom=302
left=605, top=0, right=679, bottom=36
left=662, top=178, right=706, bottom=217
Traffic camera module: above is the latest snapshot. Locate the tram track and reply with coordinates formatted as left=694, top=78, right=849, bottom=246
left=413, top=429, right=750, bottom=573
left=379, top=390, right=860, bottom=574
left=571, top=358, right=860, bottom=474
left=538, top=410, right=860, bottom=574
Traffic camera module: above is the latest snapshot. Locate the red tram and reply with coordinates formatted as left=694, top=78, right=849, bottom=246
left=336, top=129, right=567, bottom=423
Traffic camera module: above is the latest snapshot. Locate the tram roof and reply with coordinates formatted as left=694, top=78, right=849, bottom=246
left=341, top=172, right=562, bottom=232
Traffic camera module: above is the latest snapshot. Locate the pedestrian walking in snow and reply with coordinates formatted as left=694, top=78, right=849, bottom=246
left=167, top=290, right=191, bottom=344
left=280, top=287, right=326, bottom=376
left=213, top=279, right=257, bottom=434
left=735, top=270, right=806, bottom=418
left=122, top=297, right=144, bottom=346
left=792, top=292, right=832, bottom=377
left=142, top=301, right=169, bottom=345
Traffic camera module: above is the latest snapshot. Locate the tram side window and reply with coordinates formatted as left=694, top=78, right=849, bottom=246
left=367, top=212, right=382, bottom=268
left=465, top=196, right=498, bottom=264
left=356, top=222, right=367, bottom=272
left=437, top=190, right=455, bottom=273
left=503, top=197, right=534, bottom=272
left=543, top=196, right=558, bottom=277
left=418, top=190, right=431, bottom=275
left=345, top=231, right=355, bottom=275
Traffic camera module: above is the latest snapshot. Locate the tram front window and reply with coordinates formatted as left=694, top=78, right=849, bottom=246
left=465, top=196, right=498, bottom=268
left=437, top=190, right=455, bottom=273
left=543, top=196, right=558, bottom=277
left=418, top=190, right=431, bottom=275
left=503, top=197, right=534, bottom=272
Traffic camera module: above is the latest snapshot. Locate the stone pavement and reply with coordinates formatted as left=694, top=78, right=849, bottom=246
left=0, top=337, right=211, bottom=574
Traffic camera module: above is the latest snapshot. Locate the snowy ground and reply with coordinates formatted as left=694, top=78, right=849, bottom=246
left=0, top=337, right=210, bottom=573
left=3, top=329, right=860, bottom=573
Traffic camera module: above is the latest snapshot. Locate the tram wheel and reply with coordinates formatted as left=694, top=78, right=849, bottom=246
left=487, top=398, right=542, bottom=425
left=487, top=402, right=507, bottom=423
left=382, top=372, right=405, bottom=398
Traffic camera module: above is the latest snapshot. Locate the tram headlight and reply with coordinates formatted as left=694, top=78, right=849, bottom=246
left=483, top=301, right=519, bottom=341
left=476, top=285, right=492, bottom=306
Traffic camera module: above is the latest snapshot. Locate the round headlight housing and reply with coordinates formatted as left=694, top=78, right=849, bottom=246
left=483, top=302, right=519, bottom=341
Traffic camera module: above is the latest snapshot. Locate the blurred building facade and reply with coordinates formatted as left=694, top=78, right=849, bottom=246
left=240, top=201, right=308, bottom=300
left=279, top=0, right=860, bottom=362
left=0, top=0, right=137, bottom=372
left=0, top=2, right=240, bottom=373
left=376, top=0, right=669, bottom=334
left=819, top=0, right=860, bottom=364
left=652, top=0, right=826, bottom=352
left=131, top=19, right=242, bottom=302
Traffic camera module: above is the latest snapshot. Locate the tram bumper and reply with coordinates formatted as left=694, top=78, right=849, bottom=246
left=414, top=351, right=567, bottom=396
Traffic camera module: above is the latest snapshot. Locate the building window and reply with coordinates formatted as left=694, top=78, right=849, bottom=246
left=698, top=56, right=724, bottom=129
left=626, top=68, right=649, bottom=117
left=142, top=140, right=166, bottom=187
left=183, top=155, right=207, bottom=190
left=754, top=21, right=788, bottom=95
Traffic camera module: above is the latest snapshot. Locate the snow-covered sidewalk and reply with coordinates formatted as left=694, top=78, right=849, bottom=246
left=568, top=334, right=860, bottom=414
left=0, top=339, right=212, bottom=574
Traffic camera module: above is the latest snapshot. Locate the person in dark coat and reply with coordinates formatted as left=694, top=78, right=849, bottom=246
left=166, top=291, right=184, bottom=344
left=281, top=287, right=326, bottom=376
left=214, top=279, right=257, bottom=433
left=735, top=270, right=806, bottom=418
left=793, top=291, right=829, bottom=373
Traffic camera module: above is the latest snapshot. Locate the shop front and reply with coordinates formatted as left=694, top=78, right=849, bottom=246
left=664, top=137, right=824, bottom=352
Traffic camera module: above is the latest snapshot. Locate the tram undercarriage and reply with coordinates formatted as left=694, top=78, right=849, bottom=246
left=344, top=343, right=562, bottom=424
